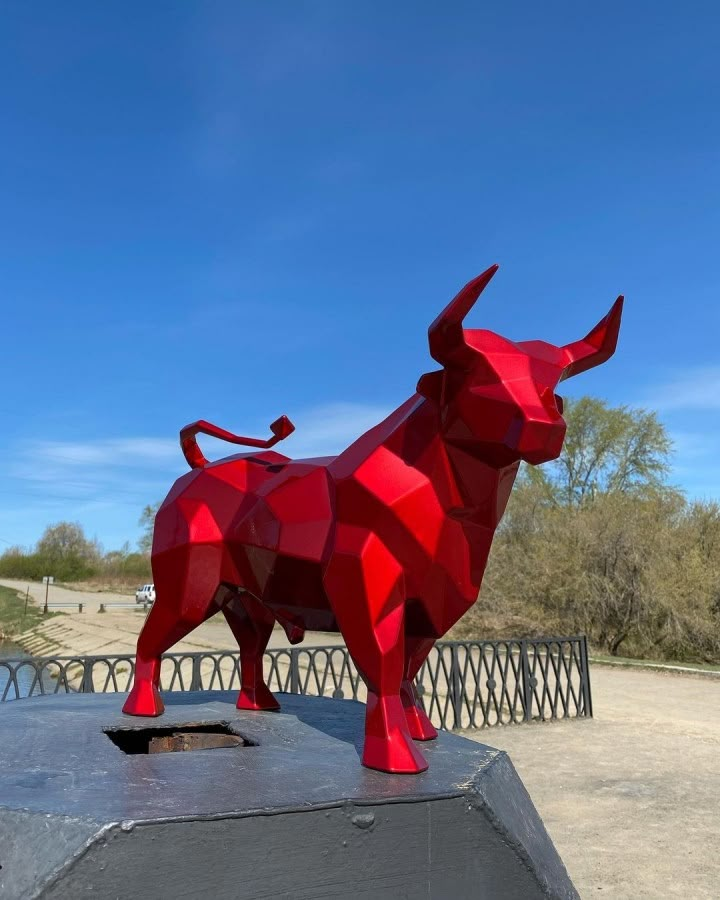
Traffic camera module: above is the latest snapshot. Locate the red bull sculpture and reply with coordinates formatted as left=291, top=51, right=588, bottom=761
left=123, top=265, right=622, bottom=773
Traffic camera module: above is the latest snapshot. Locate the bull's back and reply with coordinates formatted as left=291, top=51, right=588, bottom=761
left=152, top=451, right=293, bottom=555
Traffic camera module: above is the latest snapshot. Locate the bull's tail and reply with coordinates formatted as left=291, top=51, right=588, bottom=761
left=180, top=416, right=295, bottom=469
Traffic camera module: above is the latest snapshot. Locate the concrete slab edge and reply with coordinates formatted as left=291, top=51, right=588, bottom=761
left=589, top=657, right=720, bottom=678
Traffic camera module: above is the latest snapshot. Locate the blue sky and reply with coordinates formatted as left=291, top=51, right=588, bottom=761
left=2, top=2, right=720, bottom=551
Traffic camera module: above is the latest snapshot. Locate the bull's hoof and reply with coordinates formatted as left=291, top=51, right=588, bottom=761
left=404, top=704, right=439, bottom=741
left=286, top=625, right=305, bottom=645
left=122, top=681, right=164, bottom=717
left=236, top=684, right=281, bottom=711
left=362, top=733, right=428, bottom=774
left=363, top=692, right=429, bottom=773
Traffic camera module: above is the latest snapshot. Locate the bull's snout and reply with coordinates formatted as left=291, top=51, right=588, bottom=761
left=515, top=415, right=566, bottom=465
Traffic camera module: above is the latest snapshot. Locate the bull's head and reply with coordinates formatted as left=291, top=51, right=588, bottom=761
left=421, top=264, right=623, bottom=467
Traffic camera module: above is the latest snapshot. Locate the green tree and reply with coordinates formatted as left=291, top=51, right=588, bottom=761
left=528, top=397, right=672, bottom=507
left=0, top=525, right=153, bottom=585
left=32, top=521, right=100, bottom=580
left=36, top=522, right=100, bottom=565
left=458, top=397, right=720, bottom=662
left=99, top=541, right=152, bottom=584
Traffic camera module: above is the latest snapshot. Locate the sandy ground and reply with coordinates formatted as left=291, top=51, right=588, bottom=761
left=475, top=665, right=720, bottom=899
left=1, top=578, right=135, bottom=614
left=4, top=579, right=720, bottom=897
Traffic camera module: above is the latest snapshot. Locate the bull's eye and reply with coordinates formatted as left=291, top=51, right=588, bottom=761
left=554, top=394, right=564, bottom=415
left=467, top=357, right=500, bottom=387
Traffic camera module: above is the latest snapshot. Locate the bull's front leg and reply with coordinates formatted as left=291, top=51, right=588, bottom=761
left=324, top=526, right=428, bottom=774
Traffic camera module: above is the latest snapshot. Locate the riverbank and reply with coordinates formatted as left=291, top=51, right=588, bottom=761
left=0, top=584, right=56, bottom=642
left=5, top=578, right=718, bottom=681
left=0, top=579, right=343, bottom=658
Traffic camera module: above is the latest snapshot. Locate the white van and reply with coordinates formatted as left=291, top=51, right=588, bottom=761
left=135, top=584, right=156, bottom=604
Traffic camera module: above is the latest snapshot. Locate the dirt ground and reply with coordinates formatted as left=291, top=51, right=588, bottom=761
left=471, top=665, right=720, bottom=899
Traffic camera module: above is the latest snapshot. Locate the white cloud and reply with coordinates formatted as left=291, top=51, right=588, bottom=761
left=1, top=401, right=396, bottom=547
left=646, top=366, right=720, bottom=411
left=667, top=429, right=720, bottom=461
left=286, top=402, right=391, bottom=456
left=9, top=401, right=393, bottom=500
left=26, top=438, right=179, bottom=468
left=192, top=402, right=393, bottom=462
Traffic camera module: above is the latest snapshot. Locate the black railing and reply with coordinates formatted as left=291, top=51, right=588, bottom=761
left=0, top=637, right=592, bottom=730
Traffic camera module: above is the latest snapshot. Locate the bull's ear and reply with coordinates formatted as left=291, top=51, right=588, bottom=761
left=417, top=370, right=444, bottom=401
left=561, top=296, right=623, bottom=380
left=428, top=265, right=498, bottom=367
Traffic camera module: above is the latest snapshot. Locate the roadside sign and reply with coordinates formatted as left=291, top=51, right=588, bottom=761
left=42, top=576, right=54, bottom=613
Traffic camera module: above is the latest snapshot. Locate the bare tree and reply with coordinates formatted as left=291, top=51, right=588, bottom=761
left=138, top=502, right=161, bottom=554
left=36, top=522, right=100, bottom=564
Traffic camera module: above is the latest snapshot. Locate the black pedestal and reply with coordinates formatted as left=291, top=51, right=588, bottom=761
left=0, top=692, right=578, bottom=899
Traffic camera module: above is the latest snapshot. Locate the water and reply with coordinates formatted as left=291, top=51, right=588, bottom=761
left=0, top=641, right=49, bottom=700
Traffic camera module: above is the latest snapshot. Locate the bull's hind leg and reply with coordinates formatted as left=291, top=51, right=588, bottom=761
left=401, top=636, right=438, bottom=741
left=221, top=593, right=280, bottom=711
left=325, top=526, right=427, bottom=774
left=122, top=546, right=223, bottom=717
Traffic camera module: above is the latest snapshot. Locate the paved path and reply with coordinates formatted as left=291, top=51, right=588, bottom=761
left=1, top=578, right=127, bottom=613
left=474, top=665, right=720, bottom=899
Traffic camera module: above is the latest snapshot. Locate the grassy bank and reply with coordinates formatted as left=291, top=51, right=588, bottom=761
left=0, top=584, right=56, bottom=640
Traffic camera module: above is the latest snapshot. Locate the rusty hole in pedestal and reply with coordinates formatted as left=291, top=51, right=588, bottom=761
left=103, top=721, right=257, bottom=755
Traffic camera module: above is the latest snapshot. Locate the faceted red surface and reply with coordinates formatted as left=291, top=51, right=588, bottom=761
left=123, top=266, right=623, bottom=774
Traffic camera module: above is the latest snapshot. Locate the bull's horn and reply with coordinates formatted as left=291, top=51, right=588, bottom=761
left=561, top=296, right=624, bottom=380
left=428, top=264, right=499, bottom=366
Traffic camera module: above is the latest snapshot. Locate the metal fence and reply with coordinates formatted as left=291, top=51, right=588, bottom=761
left=0, top=637, right=592, bottom=730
